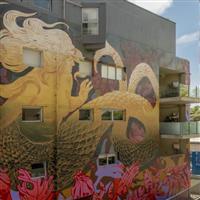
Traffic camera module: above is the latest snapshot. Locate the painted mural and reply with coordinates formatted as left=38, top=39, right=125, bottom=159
left=0, top=3, right=190, bottom=200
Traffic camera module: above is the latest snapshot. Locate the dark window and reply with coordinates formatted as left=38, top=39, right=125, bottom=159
left=108, top=156, right=115, bottom=164
left=102, top=110, right=112, bottom=120
left=102, top=110, right=125, bottom=121
left=31, top=162, right=46, bottom=178
left=98, top=154, right=116, bottom=166
left=98, top=157, right=107, bottom=166
left=113, top=110, right=124, bottom=120
left=22, top=108, right=42, bottom=122
left=34, top=0, right=50, bottom=10
left=79, top=109, right=92, bottom=121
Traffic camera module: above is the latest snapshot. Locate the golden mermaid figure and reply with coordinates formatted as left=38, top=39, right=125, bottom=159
left=0, top=9, right=159, bottom=192
left=0, top=10, right=92, bottom=130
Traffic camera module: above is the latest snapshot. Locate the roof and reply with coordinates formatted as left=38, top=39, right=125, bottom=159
left=123, top=0, right=176, bottom=24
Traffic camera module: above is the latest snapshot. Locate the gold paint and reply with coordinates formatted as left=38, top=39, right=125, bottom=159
left=128, top=62, right=159, bottom=98
left=94, top=41, right=124, bottom=73
left=0, top=10, right=92, bottom=128
left=0, top=9, right=161, bottom=191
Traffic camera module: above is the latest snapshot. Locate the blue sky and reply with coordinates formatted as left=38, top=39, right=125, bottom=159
left=128, top=0, right=199, bottom=87
left=163, top=0, right=199, bottom=87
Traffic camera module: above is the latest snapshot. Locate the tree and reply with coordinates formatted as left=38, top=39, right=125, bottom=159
left=190, top=105, right=200, bottom=121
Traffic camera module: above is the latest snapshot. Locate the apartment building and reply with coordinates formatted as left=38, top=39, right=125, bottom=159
left=0, top=0, right=199, bottom=199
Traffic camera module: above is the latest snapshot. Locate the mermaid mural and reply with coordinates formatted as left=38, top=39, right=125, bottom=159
left=0, top=3, right=190, bottom=200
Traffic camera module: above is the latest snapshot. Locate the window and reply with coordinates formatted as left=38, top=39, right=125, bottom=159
left=34, top=0, right=50, bottom=10
left=108, top=66, right=115, bottom=80
left=31, top=162, right=47, bottom=178
left=79, top=109, right=93, bottom=121
left=116, top=68, right=123, bottom=80
left=101, top=64, right=108, bottom=78
left=23, top=48, right=42, bottom=67
left=22, top=107, right=42, bottom=122
left=98, top=154, right=116, bottom=166
left=101, top=64, right=123, bottom=80
left=108, top=155, right=115, bottom=164
left=82, top=8, right=99, bottom=35
left=113, top=110, right=124, bottom=120
left=98, top=157, right=107, bottom=166
left=101, top=110, right=112, bottom=121
left=79, top=61, right=92, bottom=78
left=102, top=109, right=125, bottom=121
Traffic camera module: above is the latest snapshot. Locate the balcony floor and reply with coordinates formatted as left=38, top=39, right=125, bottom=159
left=160, top=96, right=200, bottom=105
left=161, top=134, right=200, bottom=139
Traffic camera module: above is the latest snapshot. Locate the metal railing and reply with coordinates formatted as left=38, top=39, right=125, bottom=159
left=160, top=121, right=200, bottom=136
left=160, top=84, right=200, bottom=98
left=180, top=84, right=200, bottom=98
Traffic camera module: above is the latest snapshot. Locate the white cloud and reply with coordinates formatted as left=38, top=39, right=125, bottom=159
left=127, top=0, right=173, bottom=15
left=176, top=31, right=199, bottom=45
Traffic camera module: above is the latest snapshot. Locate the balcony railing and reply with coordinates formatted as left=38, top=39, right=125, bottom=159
left=160, top=121, right=200, bottom=137
left=160, top=84, right=200, bottom=98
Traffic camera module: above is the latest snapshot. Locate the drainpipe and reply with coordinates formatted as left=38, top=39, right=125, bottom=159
left=63, top=0, right=66, bottom=19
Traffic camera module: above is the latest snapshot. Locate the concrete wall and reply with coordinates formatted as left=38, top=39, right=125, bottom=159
left=105, top=0, right=175, bottom=55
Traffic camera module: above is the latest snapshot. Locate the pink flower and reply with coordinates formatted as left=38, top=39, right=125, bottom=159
left=17, top=169, right=56, bottom=200
left=72, top=171, right=94, bottom=200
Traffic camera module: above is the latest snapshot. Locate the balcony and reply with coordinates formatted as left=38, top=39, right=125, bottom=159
left=160, top=84, right=200, bottom=104
left=160, top=121, right=200, bottom=139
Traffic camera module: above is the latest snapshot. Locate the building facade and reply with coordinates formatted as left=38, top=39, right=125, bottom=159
left=0, top=0, right=199, bottom=199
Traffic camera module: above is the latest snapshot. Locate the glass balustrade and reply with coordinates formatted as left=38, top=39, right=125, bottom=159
left=160, top=121, right=200, bottom=136
left=160, top=84, right=200, bottom=98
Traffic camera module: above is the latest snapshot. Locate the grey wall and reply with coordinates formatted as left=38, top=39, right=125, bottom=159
left=105, top=1, right=176, bottom=55
left=7, top=0, right=64, bottom=18
left=6, top=0, right=176, bottom=55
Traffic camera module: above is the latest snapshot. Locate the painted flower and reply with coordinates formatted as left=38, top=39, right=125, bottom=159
left=17, top=169, right=56, bottom=200
left=0, top=168, right=12, bottom=200
left=72, top=171, right=94, bottom=200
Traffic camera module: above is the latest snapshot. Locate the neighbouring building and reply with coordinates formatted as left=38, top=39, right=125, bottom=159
left=0, top=0, right=200, bottom=199
left=190, top=138, right=200, bottom=176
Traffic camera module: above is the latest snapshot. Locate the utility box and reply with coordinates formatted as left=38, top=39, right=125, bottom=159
left=192, top=152, right=200, bottom=175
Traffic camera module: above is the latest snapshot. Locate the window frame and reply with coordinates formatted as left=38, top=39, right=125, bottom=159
left=101, top=109, right=125, bottom=121
left=79, top=60, right=93, bottom=78
left=31, top=161, right=47, bottom=179
left=79, top=109, right=93, bottom=121
left=101, top=64, right=123, bottom=81
left=101, top=109, right=113, bottom=121
left=82, top=7, right=99, bottom=36
left=23, top=47, right=43, bottom=68
left=21, top=107, right=43, bottom=123
left=98, top=154, right=116, bottom=166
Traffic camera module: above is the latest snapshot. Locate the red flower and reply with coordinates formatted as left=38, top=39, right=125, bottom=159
left=17, top=169, right=56, bottom=200
left=0, top=169, right=12, bottom=200
left=72, top=170, right=94, bottom=200
left=108, top=163, right=140, bottom=200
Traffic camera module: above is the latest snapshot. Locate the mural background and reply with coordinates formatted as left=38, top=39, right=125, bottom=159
left=0, top=2, right=190, bottom=200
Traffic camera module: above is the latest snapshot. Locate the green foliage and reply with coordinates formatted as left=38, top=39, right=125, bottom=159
left=190, top=105, right=200, bottom=121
